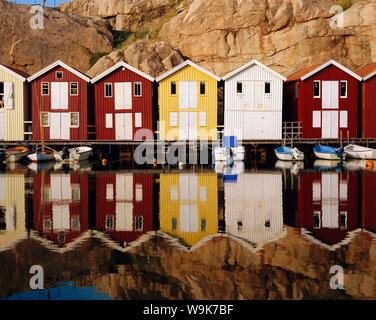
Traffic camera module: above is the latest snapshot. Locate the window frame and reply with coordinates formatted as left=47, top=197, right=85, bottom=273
left=171, top=82, right=177, bottom=95
left=41, top=82, right=50, bottom=96
left=40, top=112, right=50, bottom=127
left=264, top=82, right=271, bottom=95
left=236, top=82, right=243, bottom=94
left=56, top=71, right=63, bottom=80
left=70, top=82, right=79, bottom=96
left=313, top=80, right=321, bottom=98
left=104, top=83, right=113, bottom=98
left=134, top=82, right=142, bottom=97
left=70, top=112, right=80, bottom=128
left=340, top=80, right=348, bottom=98
left=200, top=81, right=206, bottom=95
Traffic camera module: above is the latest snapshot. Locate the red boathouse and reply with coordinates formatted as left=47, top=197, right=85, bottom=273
left=33, top=172, right=89, bottom=249
left=91, top=61, right=154, bottom=141
left=298, top=171, right=360, bottom=250
left=357, top=63, right=376, bottom=138
left=28, top=60, right=91, bottom=141
left=284, top=60, right=362, bottom=139
left=95, top=172, right=154, bottom=247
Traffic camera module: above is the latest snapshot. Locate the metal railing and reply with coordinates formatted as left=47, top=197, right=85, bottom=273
left=283, top=121, right=302, bottom=141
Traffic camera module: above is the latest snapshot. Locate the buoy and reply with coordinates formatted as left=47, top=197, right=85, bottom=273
left=102, top=159, right=107, bottom=166
left=153, top=159, right=158, bottom=167
left=366, top=160, right=374, bottom=171
left=178, top=161, right=184, bottom=169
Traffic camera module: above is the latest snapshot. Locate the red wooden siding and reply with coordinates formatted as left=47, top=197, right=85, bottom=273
left=94, top=68, right=153, bottom=141
left=33, top=172, right=89, bottom=247
left=31, top=65, right=89, bottom=140
left=285, top=64, right=359, bottom=139
left=361, top=76, right=376, bottom=138
left=298, top=172, right=359, bottom=246
left=362, top=173, right=376, bottom=234
left=95, top=172, right=153, bottom=246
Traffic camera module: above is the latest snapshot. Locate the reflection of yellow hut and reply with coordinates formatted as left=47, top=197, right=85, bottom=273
left=0, top=174, right=26, bottom=252
left=160, top=173, right=218, bottom=247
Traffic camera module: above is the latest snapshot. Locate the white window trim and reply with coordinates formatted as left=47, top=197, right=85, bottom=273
left=264, top=82, right=272, bottom=96
left=70, top=82, right=79, bottom=96
left=40, top=112, right=50, bottom=127
left=104, top=83, right=113, bottom=98
left=170, top=82, right=177, bottom=95
left=134, top=82, right=142, bottom=97
left=41, top=82, right=50, bottom=96
left=313, top=80, right=321, bottom=98
left=70, top=112, right=80, bottom=128
left=340, top=80, right=348, bottom=98
left=56, top=71, right=63, bottom=79
left=236, top=82, right=243, bottom=95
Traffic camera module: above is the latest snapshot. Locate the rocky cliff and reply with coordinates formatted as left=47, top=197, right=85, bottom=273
left=59, top=0, right=376, bottom=78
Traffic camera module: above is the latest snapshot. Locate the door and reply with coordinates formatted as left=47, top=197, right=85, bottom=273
left=50, top=113, right=70, bottom=140
left=321, top=173, right=339, bottom=229
left=115, top=82, right=132, bottom=110
left=179, top=112, right=197, bottom=140
left=51, top=83, right=68, bottom=109
left=179, top=81, right=197, bottom=109
left=254, top=82, right=265, bottom=110
left=243, top=82, right=264, bottom=110
left=322, top=111, right=338, bottom=139
left=322, top=81, right=339, bottom=109
left=115, top=113, right=133, bottom=140
left=0, top=113, right=5, bottom=140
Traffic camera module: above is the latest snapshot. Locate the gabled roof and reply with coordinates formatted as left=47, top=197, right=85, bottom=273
left=0, top=64, right=28, bottom=81
left=287, top=60, right=362, bottom=82
left=91, top=61, right=154, bottom=83
left=156, top=59, right=221, bottom=82
left=357, top=62, right=376, bottom=81
left=27, top=60, right=91, bottom=82
left=222, top=59, right=287, bottom=81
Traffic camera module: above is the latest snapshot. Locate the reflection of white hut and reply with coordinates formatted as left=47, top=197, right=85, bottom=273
left=224, top=172, right=286, bottom=252
left=0, top=174, right=27, bottom=252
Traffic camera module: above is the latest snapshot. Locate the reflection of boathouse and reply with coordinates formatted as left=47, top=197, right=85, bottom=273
left=95, top=173, right=154, bottom=247
left=32, top=172, right=89, bottom=249
left=298, top=172, right=360, bottom=250
left=159, top=173, right=218, bottom=248
left=0, top=174, right=27, bottom=252
left=224, top=172, right=285, bottom=252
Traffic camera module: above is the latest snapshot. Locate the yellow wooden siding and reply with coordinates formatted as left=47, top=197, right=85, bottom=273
left=159, top=173, right=218, bottom=247
left=158, top=65, right=218, bottom=141
left=0, top=69, right=25, bottom=141
left=0, top=174, right=27, bottom=252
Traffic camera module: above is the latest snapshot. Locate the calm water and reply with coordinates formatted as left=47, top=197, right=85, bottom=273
left=0, top=159, right=376, bottom=300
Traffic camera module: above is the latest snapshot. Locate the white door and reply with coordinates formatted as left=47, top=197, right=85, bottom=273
left=51, top=83, right=68, bottom=109
left=244, top=82, right=264, bottom=110
left=115, top=82, right=132, bottom=110
left=179, top=112, right=197, bottom=140
left=243, top=82, right=254, bottom=110
left=322, top=111, right=338, bottom=139
left=322, top=81, right=339, bottom=109
left=50, top=113, right=70, bottom=140
left=0, top=113, right=5, bottom=140
left=179, top=81, right=197, bottom=109
left=321, top=173, right=339, bottom=229
left=115, top=113, right=133, bottom=140
left=254, top=82, right=264, bottom=110
left=188, top=112, right=198, bottom=140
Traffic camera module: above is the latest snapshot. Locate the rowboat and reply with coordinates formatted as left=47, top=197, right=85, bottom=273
left=344, top=144, right=376, bottom=160
left=214, top=136, right=245, bottom=162
left=275, top=146, right=304, bottom=161
left=27, top=147, right=57, bottom=163
left=55, top=146, right=93, bottom=162
left=313, top=145, right=343, bottom=161
left=5, top=146, right=30, bottom=162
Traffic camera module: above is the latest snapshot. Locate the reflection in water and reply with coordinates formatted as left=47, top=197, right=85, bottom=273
left=0, top=163, right=376, bottom=300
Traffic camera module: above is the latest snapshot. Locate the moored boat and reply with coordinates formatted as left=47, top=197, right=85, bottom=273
left=27, top=147, right=57, bottom=163
left=313, top=145, right=343, bottom=161
left=214, top=136, right=245, bottom=162
left=344, top=144, right=376, bottom=160
left=55, top=146, right=93, bottom=162
left=275, top=146, right=304, bottom=161
left=5, top=146, right=30, bottom=162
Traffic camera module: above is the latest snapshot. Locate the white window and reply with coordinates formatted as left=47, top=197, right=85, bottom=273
left=41, top=112, right=50, bottom=127
left=105, top=113, right=113, bottom=128
left=70, top=112, right=79, bottom=128
left=237, top=82, right=243, bottom=94
left=340, top=81, right=347, bottom=98
left=135, top=113, right=142, bottom=128
left=135, top=184, right=143, bottom=202
left=312, top=111, right=321, bottom=128
left=106, top=184, right=114, bottom=200
left=134, top=82, right=142, bottom=97
left=199, top=112, right=207, bottom=126
left=313, top=80, right=320, bottom=98
left=265, top=82, right=271, bottom=95
left=0, top=82, right=14, bottom=109
left=340, top=111, right=348, bottom=128
left=104, top=83, right=113, bottom=98
left=71, top=216, right=80, bottom=231
left=179, top=81, right=197, bottom=108
left=71, top=185, right=80, bottom=201
left=170, top=112, right=178, bottom=127
left=313, top=211, right=321, bottom=229
left=51, top=82, right=68, bottom=109
left=70, top=82, right=78, bottom=96
left=41, top=82, right=49, bottom=96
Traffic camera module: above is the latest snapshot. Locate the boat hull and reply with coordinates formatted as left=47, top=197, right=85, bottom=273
left=314, top=151, right=341, bottom=161
left=27, top=153, right=55, bottom=163
left=5, top=147, right=30, bottom=162
left=344, top=145, right=376, bottom=160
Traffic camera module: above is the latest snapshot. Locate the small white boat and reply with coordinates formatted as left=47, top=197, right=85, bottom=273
left=313, top=145, right=343, bottom=161
left=214, top=136, right=245, bottom=162
left=275, top=146, right=304, bottom=161
left=344, top=144, right=376, bottom=160
left=5, top=146, right=30, bottom=162
left=27, top=147, right=57, bottom=163
left=55, top=146, right=93, bottom=162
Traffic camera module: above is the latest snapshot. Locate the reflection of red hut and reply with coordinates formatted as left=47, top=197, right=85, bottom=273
left=33, top=173, right=89, bottom=247
left=362, top=173, right=376, bottom=234
left=298, top=172, right=360, bottom=249
left=95, top=173, right=153, bottom=246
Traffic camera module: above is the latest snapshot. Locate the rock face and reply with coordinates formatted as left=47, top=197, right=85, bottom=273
left=60, top=0, right=376, bottom=77
left=0, top=0, right=113, bottom=74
